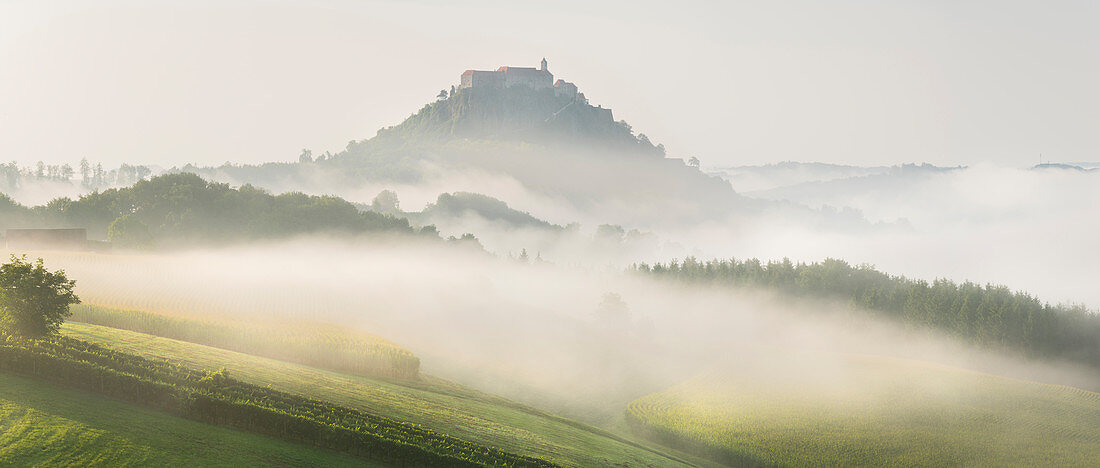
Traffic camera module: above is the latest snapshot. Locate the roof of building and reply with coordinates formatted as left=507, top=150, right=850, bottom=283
left=496, top=66, right=547, bottom=73
left=462, top=69, right=502, bottom=76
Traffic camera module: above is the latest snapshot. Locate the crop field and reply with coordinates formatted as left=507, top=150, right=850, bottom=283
left=627, top=351, right=1100, bottom=467
left=0, top=372, right=372, bottom=467
left=70, top=304, right=419, bottom=379
left=61, top=322, right=694, bottom=468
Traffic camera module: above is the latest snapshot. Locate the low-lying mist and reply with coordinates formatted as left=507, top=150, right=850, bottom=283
left=16, top=237, right=1097, bottom=423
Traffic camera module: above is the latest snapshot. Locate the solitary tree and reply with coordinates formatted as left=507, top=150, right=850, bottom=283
left=79, top=158, right=91, bottom=185
left=594, top=292, right=631, bottom=334
left=437, top=89, right=448, bottom=100
left=688, top=156, right=701, bottom=168
left=371, top=189, right=401, bottom=214
left=0, top=255, right=80, bottom=338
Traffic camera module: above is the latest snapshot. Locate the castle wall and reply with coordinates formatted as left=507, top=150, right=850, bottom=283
left=592, top=106, right=613, bottom=122
left=554, top=81, right=578, bottom=98
left=502, top=69, right=553, bottom=89
left=460, top=70, right=505, bottom=89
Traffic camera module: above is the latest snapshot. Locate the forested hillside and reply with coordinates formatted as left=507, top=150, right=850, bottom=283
left=634, top=257, right=1100, bottom=367
left=363, top=85, right=663, bottom=154
left=0, top=173, right=435, bottom=247
left=410, top=192, right=560, bottom=232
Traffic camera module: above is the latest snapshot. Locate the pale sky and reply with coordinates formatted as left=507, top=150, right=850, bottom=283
left=2, top=0, right=1098, bottom=168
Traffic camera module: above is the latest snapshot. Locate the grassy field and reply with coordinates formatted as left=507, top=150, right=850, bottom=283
left=62, top=322, right=695, bottom=468
left=0, top=372, right=373, bottom=467
left=627, top=351, right=1100, bottom=467
left=70, top=304, right=420, bottom=378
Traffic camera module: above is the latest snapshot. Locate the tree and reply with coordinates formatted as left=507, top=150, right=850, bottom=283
left=299, top=149, right=313, bottom=163
left=108, top=214, right=154, bottom=250
left=79, top=158, right=91, bottom=184
left=437, top=89, right=448, bottom=100
left=0, top=255, right=80, bottom=338
left=688, top=156, right=700, bottom=168
left=449, top=85, right=456, bottom=97
left=93, top=163, right=104, bottom=186
left=371, top=189, right=400, bottom=214
left=595, top=224, right=626, bottom=243
left=594, top=292, right=631, bottom=333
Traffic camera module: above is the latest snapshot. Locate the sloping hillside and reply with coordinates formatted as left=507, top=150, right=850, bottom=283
left=174, top=81, right=749, bottom=228
left=58, top=323, right=686, bottom=466
left=62, top=322, right=694, bottom=468
left=0, top=371, right=370, bottom=466
left=627, top=351, right=1100, bottom=467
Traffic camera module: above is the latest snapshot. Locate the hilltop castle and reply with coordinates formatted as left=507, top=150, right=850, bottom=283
left=460, top=58, right=585, bottom=101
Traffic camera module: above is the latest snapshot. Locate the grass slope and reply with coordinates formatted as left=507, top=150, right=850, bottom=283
left=70, top=304, right=420, bottom=378
left=0, top=372, right=371, bottom=467
left=62, top=322, right=692, bottom=468
left=627, top=351, right=1100, bottom=467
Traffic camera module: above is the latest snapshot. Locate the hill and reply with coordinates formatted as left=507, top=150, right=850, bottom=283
left=61, top=322, right=694, bottom=468
left=409, top=192, right=561, bottom=232
left=0, top=334, right=547, bottom=467
left=0, top=173, right=434, bottom=246
left=373, top=85, right=660, bottom=154
left=0, top=372, right=369, bottom=467
left=744, top=163, right=964, bottom=205
left=627, top=351, right=1100, bottom=467
left=635, top=257, right=1100, bottom=371
left=69, top=304, right=420, bottom=379
left=707, top=162, right=892, bottom=192
left=173, top=78, right=749, bottom=228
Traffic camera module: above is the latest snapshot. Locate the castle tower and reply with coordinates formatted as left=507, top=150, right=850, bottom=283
left=540, top=57, right=548, bottom=71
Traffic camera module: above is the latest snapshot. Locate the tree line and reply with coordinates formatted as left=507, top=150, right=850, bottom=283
left=633, top=257, right=1100, bottom=367
left=1, top=173, right=447, bottom=248
left=1, top=159, right=154, bottom=192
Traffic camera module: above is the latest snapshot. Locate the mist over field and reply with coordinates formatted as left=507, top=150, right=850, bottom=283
left=139, top=159, right=1100, bottom=309
left=15, top=239, right=1098, bottom=416
left=3, top=2, right=1099, bottom=466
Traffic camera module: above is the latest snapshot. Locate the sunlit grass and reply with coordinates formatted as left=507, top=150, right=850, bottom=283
left=61, top=322, right=693, bottom=468
left=627, top=352, right=1100, bottom=467
left=70, top=304, right=419, bottom=378
left=0, top=372, right=372, bottom=467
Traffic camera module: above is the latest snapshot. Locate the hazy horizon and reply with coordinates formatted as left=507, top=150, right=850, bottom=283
left=4, top=0, right=1100, bottom=169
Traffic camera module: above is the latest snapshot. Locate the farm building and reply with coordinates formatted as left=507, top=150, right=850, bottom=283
left=4, top=228, right=89, bottom=251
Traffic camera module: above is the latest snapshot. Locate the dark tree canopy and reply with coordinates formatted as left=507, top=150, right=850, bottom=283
left=0, top=255, right=80, bottom=338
